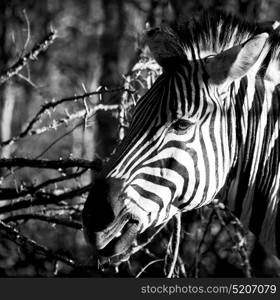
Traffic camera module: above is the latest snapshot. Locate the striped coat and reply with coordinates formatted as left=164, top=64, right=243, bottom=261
left=82, top=11, right=280, bottom=266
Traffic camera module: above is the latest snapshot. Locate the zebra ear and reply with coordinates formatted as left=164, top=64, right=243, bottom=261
left=145, top=26, right=185, bottom=66
left=205, top=33, right=269, bottom=85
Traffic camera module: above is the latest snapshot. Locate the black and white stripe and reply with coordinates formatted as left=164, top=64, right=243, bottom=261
left=100, top=11, right=280, bottom=257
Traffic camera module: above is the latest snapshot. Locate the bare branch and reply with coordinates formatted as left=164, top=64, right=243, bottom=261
left=0, top=31, right=57, bottom=85
left=0, top=100, right=125, bottom=147
left=35, top=123, right=82, bottom=158
left=0, top=168, right=88, bottom=200
left=25, top=104, right=120, bottom=138
left=0, top=219, right=78, bottom=267
left=177, top=255, right=187, bottom=277
left=22, top=9, right=31, bottom=53
left=135, top=259, right=163, bottom=278
left=0, top=184, right=91, bottom=215
left=4, top=213, right=82, bottom=230
left=0, top=157, right=102, bottom=170
left=167, top=213, right=181, bottom=278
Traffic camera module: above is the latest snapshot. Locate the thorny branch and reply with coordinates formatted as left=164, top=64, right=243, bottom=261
left=3, top=213, right=82, bottom=230
left=0, top=92, right=133, bottom=147
left=0, top=31, right=57, bottom=85
left=0, top=219, right=78, bottom=267
left=0, top=157, right=102, bottom=171
left=0, top=168, right=88, bottom=200
left=22, top=104, right=119, bottom=139
left=0, top=184, right=91, bottom=215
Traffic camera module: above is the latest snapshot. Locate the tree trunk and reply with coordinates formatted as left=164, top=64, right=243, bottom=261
left=1, top=83, right=16, bottom=158
left=94, top=0, right=126, bottom=159
left=0, top=0, right=10, bottom=158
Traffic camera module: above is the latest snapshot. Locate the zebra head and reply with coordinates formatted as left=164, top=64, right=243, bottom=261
left=82, top=13, right=271, bottom=266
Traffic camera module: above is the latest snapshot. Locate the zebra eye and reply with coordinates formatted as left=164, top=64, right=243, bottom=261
left=172, top=119, right=191, bottom=133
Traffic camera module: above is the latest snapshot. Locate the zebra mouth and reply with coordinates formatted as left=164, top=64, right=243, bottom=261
left=94, top=215, right=140, bottom=267
left=98, top=221, right=139, bottom=268
left=98, top=221, right=138, bottom=256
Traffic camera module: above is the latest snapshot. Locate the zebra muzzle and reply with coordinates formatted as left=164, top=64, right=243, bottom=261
left=93, top=208, right=140, bottom=260
left=97, top=222, right=139, bottom=267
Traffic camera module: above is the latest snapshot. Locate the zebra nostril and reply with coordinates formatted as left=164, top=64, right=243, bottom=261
left=82, top=191, right=114, bottom=234
left=82, top=176, right=126, bottom=243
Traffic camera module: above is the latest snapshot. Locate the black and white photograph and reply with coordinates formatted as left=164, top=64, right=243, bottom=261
left=1, top=1, right=280, bottom=292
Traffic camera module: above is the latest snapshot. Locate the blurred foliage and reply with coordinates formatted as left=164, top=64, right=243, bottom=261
left=0, top=0, right=280, bottom=277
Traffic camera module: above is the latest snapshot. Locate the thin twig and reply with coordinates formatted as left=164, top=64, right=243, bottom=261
left=0, top=124, right=91, bottom=182
left=17, top=73, right=37, bottom=88
left=177, top=255, right=187, bottom=277
left=167, top=213, right=181, bottom=278
left=130, top=220, right=169, bottom=255
left=35, top=123, right=82, bottom=158
left=164, top=230, right=173, bottom=275
left=22, top=9, right=31, bottom=53
left=135, top=259, right=164, bottom=278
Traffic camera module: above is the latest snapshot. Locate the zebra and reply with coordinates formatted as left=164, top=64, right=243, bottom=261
left=82, top=11, right=280, bottom=268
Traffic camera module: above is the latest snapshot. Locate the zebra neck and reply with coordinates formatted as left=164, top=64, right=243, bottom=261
left=226, top=75, right=280, bottom=254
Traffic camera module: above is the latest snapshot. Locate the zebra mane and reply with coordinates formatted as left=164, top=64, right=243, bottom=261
left=174, top=11, right=258, bottom=59
left=168, top=10, right=280, bottom=63
left=170, top=11, right=280, bottom=81
left=268, top=29, right=280, bottom=62
left=146, top=10, right=280, bottom=78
